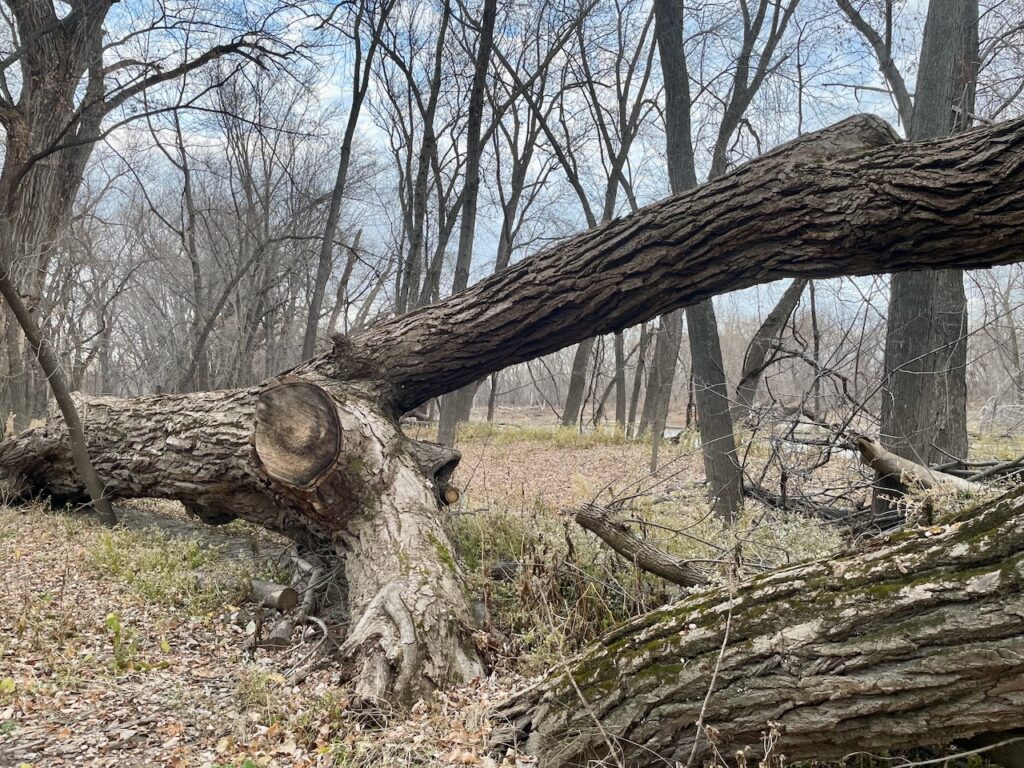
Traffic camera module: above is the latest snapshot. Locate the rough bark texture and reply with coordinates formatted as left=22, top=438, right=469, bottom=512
left=333, top=114, right=1024, bottom=415
left=643, top=0, right=698, bottom=451
left=491, top=488, right=1024, bottom=767
left=879, top=0, right=979, bottom=468
left=4, top=113, right=1024, bottom=705
left=686, top=298, right=743, bottom=520
left=561, top=338, right=595, bottom=427
left=0, top=379, right=483, bottom=704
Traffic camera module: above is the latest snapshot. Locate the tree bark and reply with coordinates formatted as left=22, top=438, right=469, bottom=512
left=333, top=115, right=1022, bottom=416
left=879, top=0, right=978, bottom=468
left=735, top=278, right=808, bottom=416
left=626, top=323, right=649, bottom=437
left=686, top=298, right=743, bottom=520
left=490, top=488, right=1024, bottom=767
left=0, top=378, right=483, bottom=703
left=3, top=114, right=1023, bottom=703
left=561, top=338, right=596, bottom=427
left=856, top=435, right=983, bottom=494
left=574, top=504, right=707, bottom=587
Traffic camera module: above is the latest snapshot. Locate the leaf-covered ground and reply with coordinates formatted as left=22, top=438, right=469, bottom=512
left=5, top=420, right=1005, bottom=767
left=0, top=500, right=540, bottom=767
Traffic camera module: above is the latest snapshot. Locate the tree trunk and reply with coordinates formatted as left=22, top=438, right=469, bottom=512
left=880, top=269, right=970, bottom=464
left=734, top=278, right=808, bottom=416
left=686, top=298, right=743, bottom=520
left=626, top=323, right=649, bottom=437
left=336, top=115, right=1022, bottom=415
left=613, top=332, right=626, bottom=428
left=490, top=488, right=1024, bottom=767
left=561, top=338, right=595, bottom=428
left=436, top=0, right=498, bottom=446
left=2, top=114, right=1023, bottom=703
left=0, top=379, right=483, bottom=703
left=642, top=0, right=699, bottom=446
left=879, top=0, right=978, bottom=467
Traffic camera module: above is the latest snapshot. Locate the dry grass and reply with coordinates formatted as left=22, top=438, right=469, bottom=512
left=1, top=421, right=1010, bottom=767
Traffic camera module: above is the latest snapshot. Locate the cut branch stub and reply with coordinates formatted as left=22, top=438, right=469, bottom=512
left=251, top=379, right=378, bottom=535
left=254, top=378, right=342, bottom=487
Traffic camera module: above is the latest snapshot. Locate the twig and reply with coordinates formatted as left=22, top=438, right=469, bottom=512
left=842, top=735, right=1024, bottom=768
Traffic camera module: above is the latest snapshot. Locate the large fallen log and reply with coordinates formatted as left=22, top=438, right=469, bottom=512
left=2, top=114, right=1022, bottom=703
left=490, top=489, right=1024, bottom=767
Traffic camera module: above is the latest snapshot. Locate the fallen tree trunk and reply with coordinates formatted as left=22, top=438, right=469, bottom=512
left=333, top=114, right=1024, bottom=413
left=490, top=489, right=1024, bottom=767
left=0, top=383, right=483, bottom=704
left=857, top=435, right=984, bottom=494
left=1, top=114, right=1022, bottom=704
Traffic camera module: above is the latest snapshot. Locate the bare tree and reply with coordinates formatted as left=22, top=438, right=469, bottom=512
left=302, top=0, right=394, bottom=359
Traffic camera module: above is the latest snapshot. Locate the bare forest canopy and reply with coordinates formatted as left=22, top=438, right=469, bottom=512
left=3, top=0, right=1024, bottom=765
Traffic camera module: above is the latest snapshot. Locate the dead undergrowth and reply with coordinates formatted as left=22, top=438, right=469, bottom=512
left=1, top=421, right=1014, bottom=767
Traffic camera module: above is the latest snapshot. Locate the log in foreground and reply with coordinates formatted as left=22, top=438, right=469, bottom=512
left=2, top=114, right=1023, bottom=704
left=490, top=489, right=1024, bottom=767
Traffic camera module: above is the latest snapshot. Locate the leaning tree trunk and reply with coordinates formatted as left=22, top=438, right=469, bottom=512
left=490, top=488, right=1024, bottom=767
left=2, top=114, right=1023, bottom=704
left=734, top=277, right=808, bottom=417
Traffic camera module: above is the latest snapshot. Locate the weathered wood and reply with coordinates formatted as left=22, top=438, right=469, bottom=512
left=254, top=379, right=342, bottom=487
left=0, top=385, right=484, bottom=704
left=319, top=115, right=1024, bottom=413
left=574, top=504, right=708, bottom=587
left=193, top=572, right=299, bottom=612
left=856, top=435, right=984, bottom=494
left=490, top=489, right=1024, bottom=767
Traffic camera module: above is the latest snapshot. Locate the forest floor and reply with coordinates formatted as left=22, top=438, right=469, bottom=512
left=2, top=416, right=1022, bottom=767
